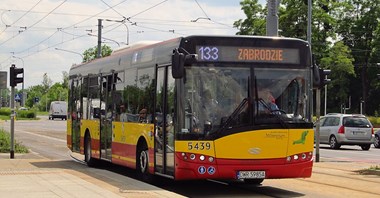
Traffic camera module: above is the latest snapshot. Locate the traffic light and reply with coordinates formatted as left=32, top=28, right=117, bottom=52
left=313, top=64, right=331, bottom=89
left=318, top=68, right=331, bottom=89
left=9, top=64, right=23, bottom=87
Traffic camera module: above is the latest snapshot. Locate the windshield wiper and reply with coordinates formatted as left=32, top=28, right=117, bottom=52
left=256, top=98, right=289, bottom=128
left=207, top=98, right=248, bottom=137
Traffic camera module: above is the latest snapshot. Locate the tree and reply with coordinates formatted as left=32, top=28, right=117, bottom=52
left=335, top=0, right=380, bottom=114
left=233, top=0, right=380, bottom=115
left=42, top=73, right=52, bottom=91
left=25, top=85, right=45, bottom=110
left=82, top=44, right=113, bottom=62
left=233, top=0, right=266, bottom=35
left=320, top=41, right=355, bottom=112
left=62, top=71, right=69, bottom=89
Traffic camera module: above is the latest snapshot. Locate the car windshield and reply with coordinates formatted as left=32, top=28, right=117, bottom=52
left=343, top=117, right=371, bottom=128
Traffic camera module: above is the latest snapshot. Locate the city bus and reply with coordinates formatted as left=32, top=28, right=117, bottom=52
left=67, top=35, right=315, bottom=184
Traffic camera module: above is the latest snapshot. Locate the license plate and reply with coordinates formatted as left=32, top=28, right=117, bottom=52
left=237, top=171, right=265, bottom=179
left=353, top=131, right=364, bottom=135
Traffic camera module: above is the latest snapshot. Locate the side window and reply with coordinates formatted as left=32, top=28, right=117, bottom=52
left=333, top=117, right=340, bottom=126
left=113, top=72, right=124, bottom=122
left=123, top=67, right=154, bottom=123
left=124, top=68, right=138, bottom=122
left=320, top=117, right=326, bottom=126
left=88, top=76, right=101, bottom=119
left=324, top=117, right=335, bottom=126
left=136, top=67, right=155, bottom=123
left=323, top=117, right=331, bottom=126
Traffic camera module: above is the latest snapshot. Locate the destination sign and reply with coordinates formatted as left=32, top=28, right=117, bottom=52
left=196, top=46, right=300, bottom=64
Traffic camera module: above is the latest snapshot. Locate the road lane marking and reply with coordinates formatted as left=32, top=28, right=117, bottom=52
left=14, top=129, right=66, bottom=143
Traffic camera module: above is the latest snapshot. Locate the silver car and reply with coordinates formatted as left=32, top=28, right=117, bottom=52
left=317, top=113, right=374, bottom=150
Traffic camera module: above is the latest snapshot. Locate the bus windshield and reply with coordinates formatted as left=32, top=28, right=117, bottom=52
left=181, top=65, right=310, bottom=139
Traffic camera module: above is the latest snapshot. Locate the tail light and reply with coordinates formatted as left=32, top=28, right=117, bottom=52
left=338, top=126, right=345, bottom=134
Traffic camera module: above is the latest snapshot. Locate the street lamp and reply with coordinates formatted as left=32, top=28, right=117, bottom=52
left=190, top=17, right=211, bottom=22
left=55, top=48, right=84, bottom=59
left=104, top=19, right=130, bottom=45
left=88, top=33, right=120, bottom=47
left=12, top=55, right=25, bottom=107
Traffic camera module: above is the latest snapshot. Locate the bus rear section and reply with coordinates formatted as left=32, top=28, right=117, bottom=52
left=174, top=129, right=314, bottom=181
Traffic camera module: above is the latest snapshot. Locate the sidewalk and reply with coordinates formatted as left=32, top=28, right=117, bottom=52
left=0, top=153, right=184, bottom=198
left=0, top=151, right=379, bottom=198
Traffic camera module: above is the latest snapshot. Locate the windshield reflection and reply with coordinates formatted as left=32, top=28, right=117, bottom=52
left=179, top=66, right=309, bottom=140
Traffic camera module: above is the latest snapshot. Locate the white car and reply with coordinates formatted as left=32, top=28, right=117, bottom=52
left=316, top=113, right=374, bottom=150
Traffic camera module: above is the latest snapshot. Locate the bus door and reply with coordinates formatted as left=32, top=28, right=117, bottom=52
left=70, top=78, right=81, bottom=152
left=155, top=66, right=175, bottom=176
left=100, top=73, right=114, bottom=161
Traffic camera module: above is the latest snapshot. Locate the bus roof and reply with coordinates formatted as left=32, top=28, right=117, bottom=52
left=69, top=35, right=309, bottom=78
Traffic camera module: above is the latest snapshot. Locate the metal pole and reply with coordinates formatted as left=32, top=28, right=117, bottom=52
left=324, top=75, right=327, bottom=115
left=307, top=0, right=312, bottom=45
left=123, top=23, right=129, bottom=45
left=97, top=19, right=102, bottom=58
left=315, top=89, right=320, bottom=162
left=10, top=86, right=15, bottom=159
left=266, top=0, right=280, bottom=36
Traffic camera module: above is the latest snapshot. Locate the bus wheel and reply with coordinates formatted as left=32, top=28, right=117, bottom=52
left=85, top=134, right=97, bottom=167
left=244, top=179, right=264, bottom=185
left=137, top=142, right=153, bottom=182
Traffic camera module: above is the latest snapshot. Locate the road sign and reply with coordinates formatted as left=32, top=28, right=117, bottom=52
left=15, top=94, right=21, bottom=101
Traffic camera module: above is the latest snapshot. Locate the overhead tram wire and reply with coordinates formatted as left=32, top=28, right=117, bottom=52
left=127, top=0, right=168, bottom=21
left=130, top=23, right=185, bottom=36
left=17, top=32, right=89, bottom=59
left=15, top=29, right=60, bottom=54
left=0, top=0, right=67, bottom=48
left=194, top=0, right=210, bottom=19
left=61, top=0, right=129, bottom=30
left=191, top=0, right=234, bottom=30
left=9, top=0, right=42, bottom=26
left=0, top=1, right=130, bottom=63
left=100, top=0, right=126, bottom=19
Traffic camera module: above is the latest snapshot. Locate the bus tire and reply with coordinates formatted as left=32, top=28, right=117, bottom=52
left=85, top=133, right=97, bottom=167
left=136, top=141, right=153, bottom=182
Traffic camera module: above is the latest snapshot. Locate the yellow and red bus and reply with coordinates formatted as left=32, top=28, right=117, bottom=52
left=67, top=35, right=315, bottom=184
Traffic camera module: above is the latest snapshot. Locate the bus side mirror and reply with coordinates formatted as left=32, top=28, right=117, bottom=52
left=172, top=49, right=185, bottom=79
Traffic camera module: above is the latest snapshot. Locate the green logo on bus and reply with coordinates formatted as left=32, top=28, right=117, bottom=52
left=293, top=131, right=309, bottom=145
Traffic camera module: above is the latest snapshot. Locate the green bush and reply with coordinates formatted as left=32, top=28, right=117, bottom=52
left=0, top=129, right=29, bottom=153
left=0, top=108, right=11, bottom=116
left=16, top=110, right=36, bottom=119
left=368, top=116, right=380, bottom=128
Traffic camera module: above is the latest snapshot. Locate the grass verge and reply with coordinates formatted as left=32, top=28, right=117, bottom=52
left=355, top=165, right=380, bottom=176
left=0, top=129, right=29, bottom=153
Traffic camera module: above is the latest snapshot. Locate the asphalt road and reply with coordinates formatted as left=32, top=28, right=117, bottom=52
left=1, top=117, right=380, bottom=197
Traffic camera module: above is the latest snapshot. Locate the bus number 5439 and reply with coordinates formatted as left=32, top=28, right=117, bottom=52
left=188, top=142, right=211, bottom=150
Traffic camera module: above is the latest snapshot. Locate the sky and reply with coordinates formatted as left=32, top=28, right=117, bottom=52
left=0, top=0, right=261, bottom=89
